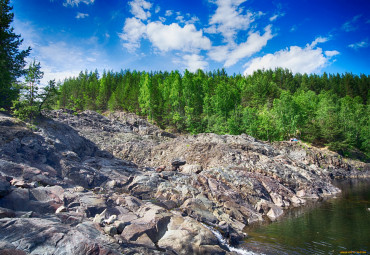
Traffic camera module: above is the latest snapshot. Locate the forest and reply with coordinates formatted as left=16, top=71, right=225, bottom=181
left=56, top=68, right=369, bottom=160
left=1, top=0, right=369, bottom=161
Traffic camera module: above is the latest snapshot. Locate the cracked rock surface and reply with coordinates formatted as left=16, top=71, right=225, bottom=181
left=0, top=110, right=368, bottom=254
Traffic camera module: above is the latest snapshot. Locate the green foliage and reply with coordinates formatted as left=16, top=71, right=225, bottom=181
left=11, top=100, right=38, bottom=122
left=24, top=60, right=43, bottom=106
left=138, top=72, right=152, bottom=117
left=0, top=0, right=31, bottom=109
left=11, top=61, right=58, bottom=122
left=38, top=79, right=59, bottom=112
left=55, top=68, right=370, bottom=160
left=12, top=60, right=43, bottom=121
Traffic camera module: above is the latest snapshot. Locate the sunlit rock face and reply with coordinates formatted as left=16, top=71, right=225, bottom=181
left=0, top=110, right=368, bottom=254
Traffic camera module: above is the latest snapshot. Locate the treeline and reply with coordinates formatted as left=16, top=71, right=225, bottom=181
left=57, top=68, right=369, bottom=158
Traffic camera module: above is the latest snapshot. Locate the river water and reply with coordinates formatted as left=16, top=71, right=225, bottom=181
left=240, top=179, right=370, bottom=255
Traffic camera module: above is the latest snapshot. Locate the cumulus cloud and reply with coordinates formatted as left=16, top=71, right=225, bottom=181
left=119, top=17, right=147, bottom=52
left=120, top=0, right=274, bottom=70
left=208, top=45, right=229, bottom=62
left=63, top=0, right=94, bottom=7
left=204, top=0, right=274, bottom=67
left=76, top=12, right=89, bottom=19
left=146, top=22, right=211, bottom=52
left=182, top=54, right=208, bottom=71
left=207, top=0, right=254, bottom=43
left=348, top=40, right=368, bottom=49
left=209, top=25, right=273, bottom=67
left=224, top=26, right=273, bottom=67
left=129, top=0, right=152, bottom=20
left=243, top=40, right=339, bottom=75
left=120, top=12, right=211, bottom=54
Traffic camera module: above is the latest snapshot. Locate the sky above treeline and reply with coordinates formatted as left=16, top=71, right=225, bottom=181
left=11, top=0, right=370, bottom=84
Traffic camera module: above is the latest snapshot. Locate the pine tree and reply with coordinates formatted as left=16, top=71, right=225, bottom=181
left=0, top=0, right=31, bottom=109
left=138, top=72, right=152, bottom=118
left=11, top=60, right=44, bottom=121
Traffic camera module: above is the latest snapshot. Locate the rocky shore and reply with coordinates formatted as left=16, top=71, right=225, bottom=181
left=0, top=109, right=369, bottom=255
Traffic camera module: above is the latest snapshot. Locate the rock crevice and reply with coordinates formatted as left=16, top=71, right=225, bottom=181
left=0, top=110, right=368, bottom=254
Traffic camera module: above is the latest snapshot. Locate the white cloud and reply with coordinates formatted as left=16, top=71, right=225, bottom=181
left=76, top=12, right=89, bottom=19
left=13, top=19, right=38, bottom=50
left=207, top=0, right=254, bottom=43
left=13, top=19, right=108, bottom=84
left=208, top=45, right=229, bottom=62
left=129, top=0, right=152, bottom=20
left=42, top=68, right=82, bottom=84
left=155, top=5, right=160, bottom=14
left=225, top=25, right=273, bottom=67
left=243, top=41, right=339, bottom=75
left=176, top=15, right=185, bottom=23
left=165, top=10, right=173, bottom=16
left=342, top=15, right=362, bottom=32
left=37, top=42, right=101, bottom=82
left=28, top=41, right=102, bottom=84
left=325, top=50, right=340, bottom=57
left=269, top=12, right=284, bottom=22
left=205, top=0, right=274, bottom=67
left=63, top=0, right=94, bottom=7
left=269, top=15, right=278, bottom=22
left=209, top=25, right=273, bottom=67
left=119, top=17, right=147, bottom=52
left=187, top=16, right=200, bottom=24
left=310, top=37, right=328, bottom=47
left=121, top=1, right=212, bottom=55
left=146, top=22, right=211, bottom=52
left=348, top=40, right=368, bottom=49
left=120, top=0, right=275, bottom=71
left=182, top=54, right=208, bottom=71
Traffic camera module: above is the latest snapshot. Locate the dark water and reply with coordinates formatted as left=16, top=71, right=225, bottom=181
left=242, top=179, right=370, bottom=255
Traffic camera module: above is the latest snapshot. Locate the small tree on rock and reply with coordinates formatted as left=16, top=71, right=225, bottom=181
left=12, top=59, right=43, bottom=121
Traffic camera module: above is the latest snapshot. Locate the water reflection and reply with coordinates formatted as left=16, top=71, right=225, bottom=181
left=242, top=179, right=370, bottom=255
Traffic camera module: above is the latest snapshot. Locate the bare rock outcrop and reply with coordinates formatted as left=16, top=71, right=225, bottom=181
left=0, top=110, right=368, bottom=255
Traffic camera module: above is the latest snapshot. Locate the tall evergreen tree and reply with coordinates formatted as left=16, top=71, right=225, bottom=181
left=0, top=0, right=31, bottom=109
left=55, top=68, right=369, bottom=160
left=138, top=72, right=152, bottom=118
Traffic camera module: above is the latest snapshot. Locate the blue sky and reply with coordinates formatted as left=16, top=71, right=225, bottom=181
left=11, top=0, right=370, bottom=84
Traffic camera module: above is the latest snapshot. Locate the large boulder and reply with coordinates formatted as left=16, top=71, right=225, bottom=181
left=158, top=216, right=226, bottom=254
left=121, top=203, right=171, bottom=244
left=0, top=186, right=64, bottom=213
left=181, top=164, right=203, bottom=175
